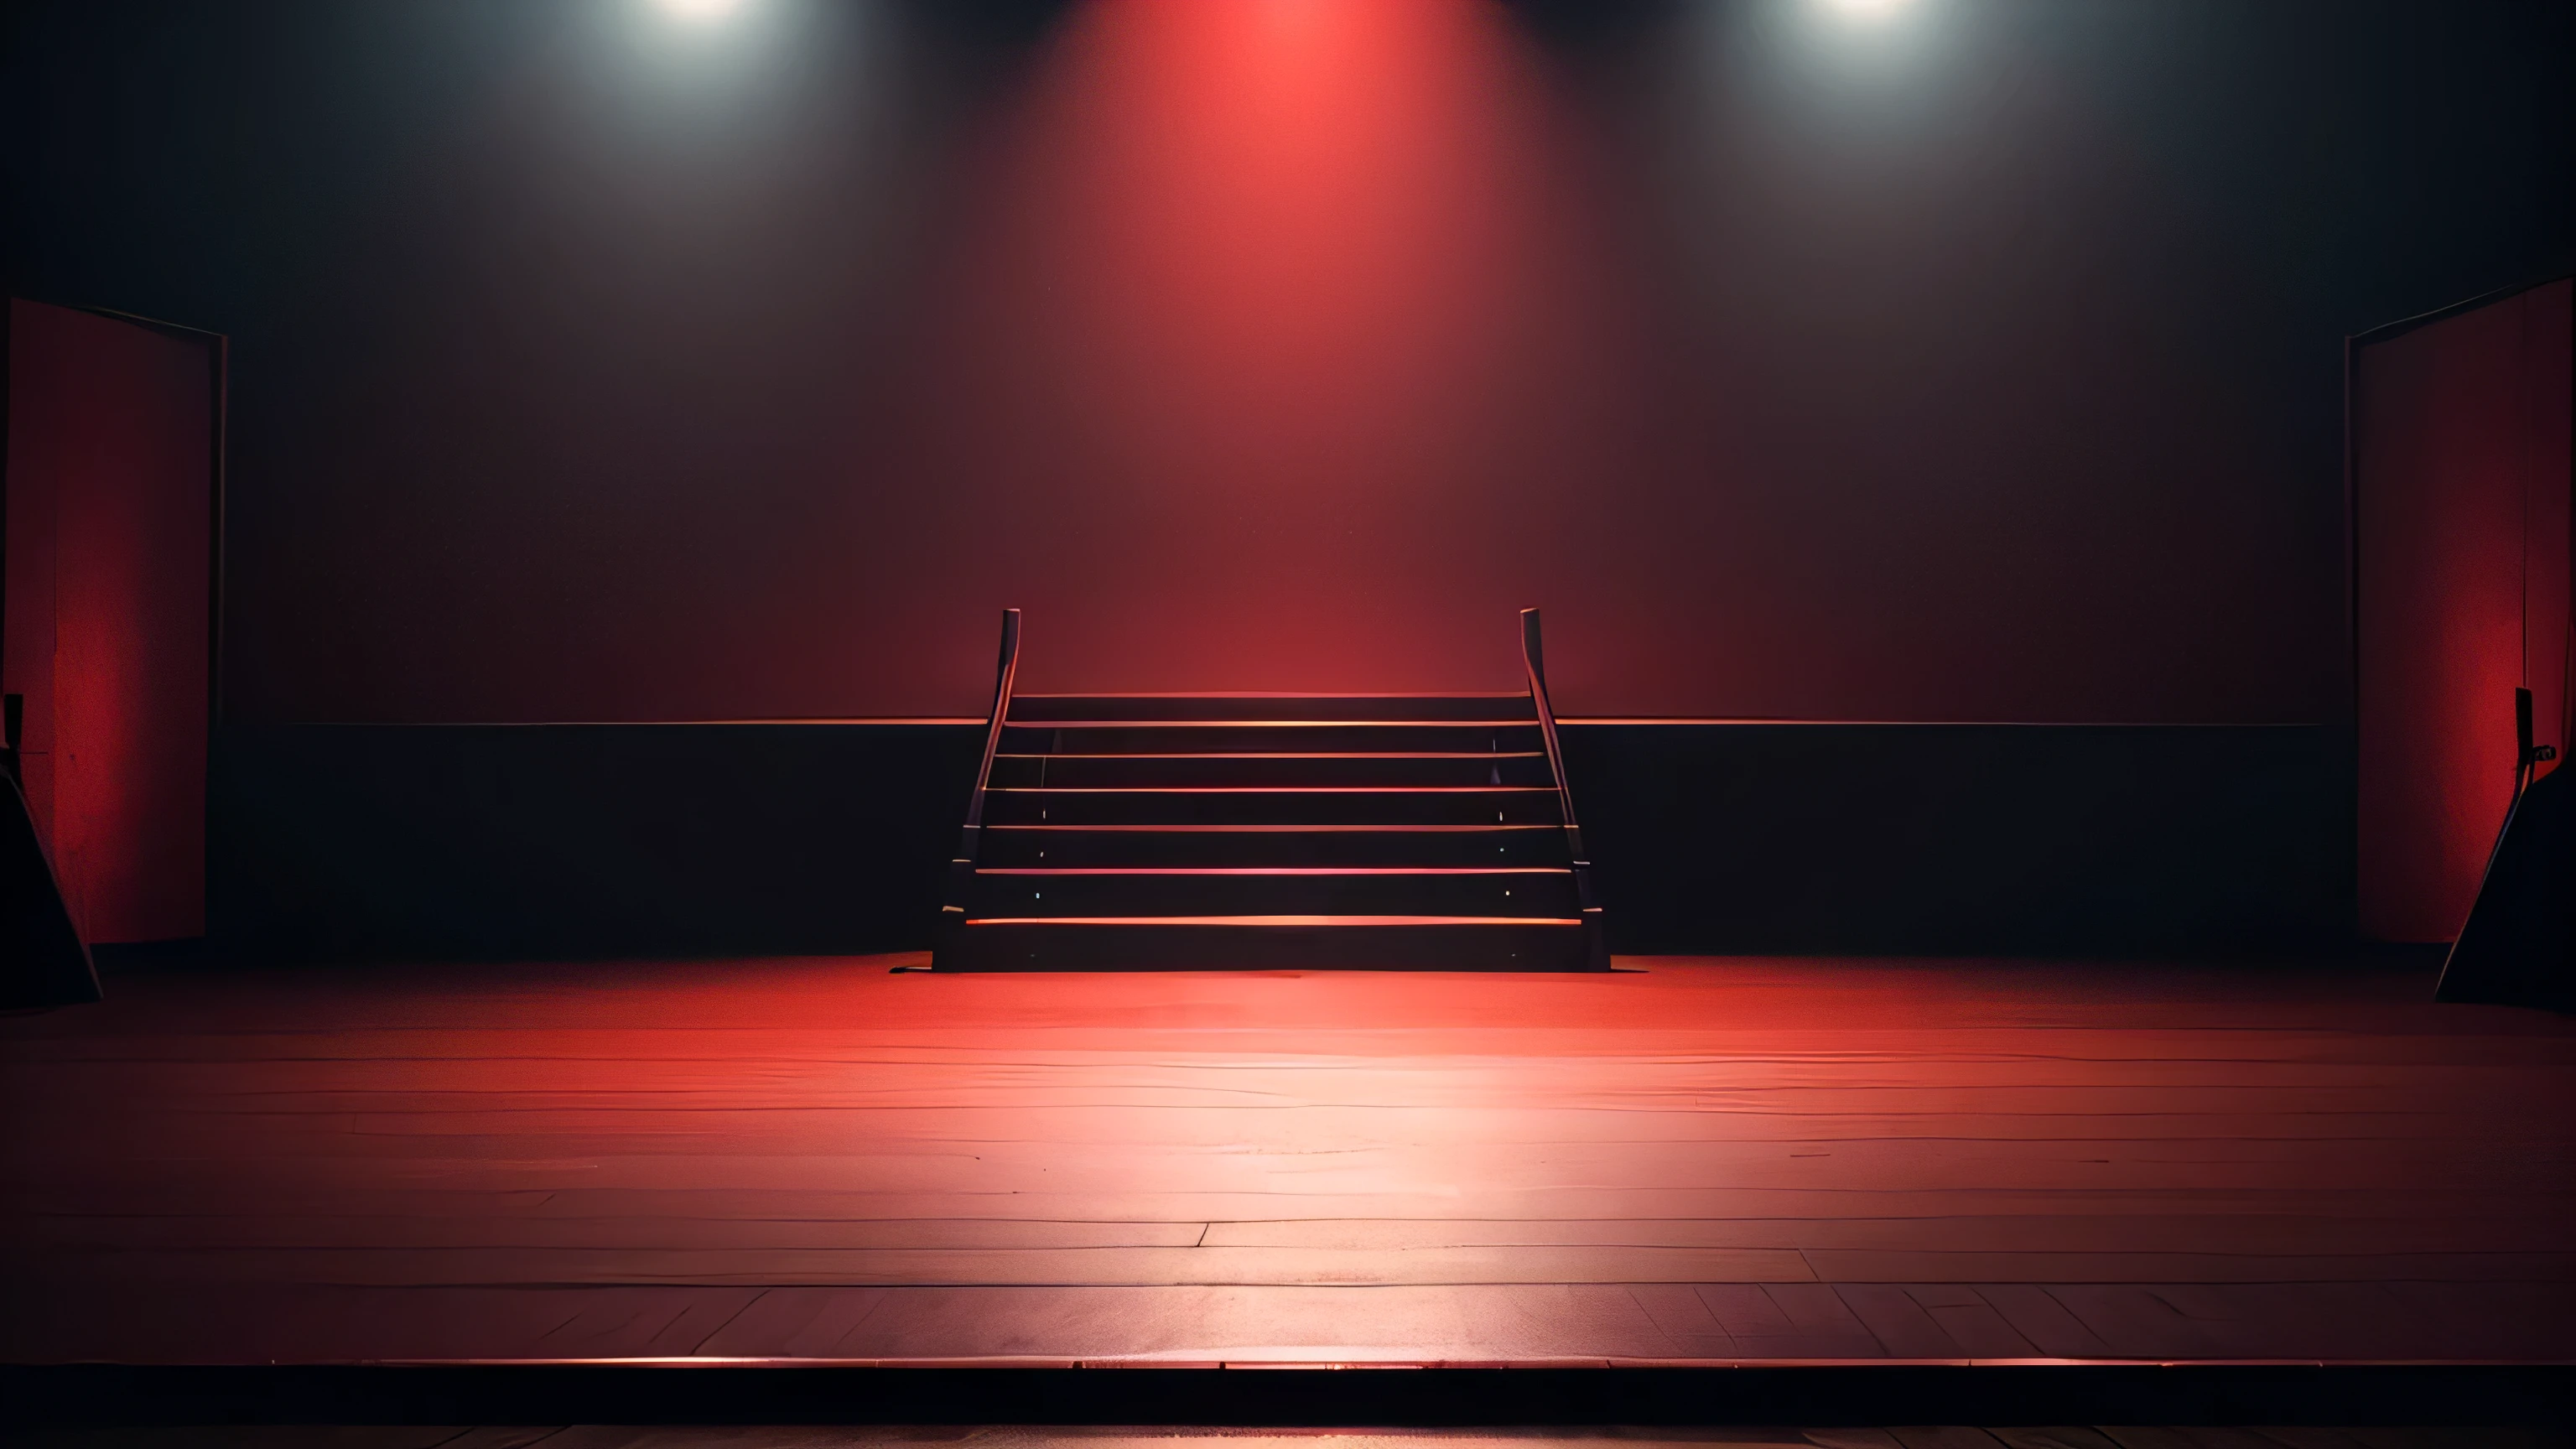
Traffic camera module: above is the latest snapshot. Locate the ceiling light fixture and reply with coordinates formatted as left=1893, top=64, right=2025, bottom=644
left=1818, top=0, right=1914, bottom=21
left=657, top=0, right=748, bottom=23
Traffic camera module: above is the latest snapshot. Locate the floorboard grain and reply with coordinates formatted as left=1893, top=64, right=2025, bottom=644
left=3, top=955, right=2569, bottom=1363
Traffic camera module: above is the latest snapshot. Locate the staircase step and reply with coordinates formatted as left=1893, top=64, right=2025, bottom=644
left=977, top=825, right=1568, bottom=868
left=1000, top=722, right=1545, bottom=755
left=981, top=787, right=1562, bottom=827
left=1008, top=693, right=1535, bottom=723
left=987, top=752, right=1554, bottom=788
left=946, top=917, right=1590, bottom=971
left=972, top=867, right=1579, bottom=917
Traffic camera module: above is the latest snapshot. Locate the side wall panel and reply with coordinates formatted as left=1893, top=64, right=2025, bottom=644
left=3, top=299, right=213, bottom=943
left=2354, top=279, right=2574, bottom=943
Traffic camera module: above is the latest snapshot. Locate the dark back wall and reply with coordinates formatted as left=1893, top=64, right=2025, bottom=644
left=8, top=0, right=2573, bottom=724
left=211, top=721, right=2348, bottom=959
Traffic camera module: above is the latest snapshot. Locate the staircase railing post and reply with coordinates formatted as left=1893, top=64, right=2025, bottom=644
left=932, top=608, right=1021, bottom=969
left=1521, top=608, right=1611, bottom=971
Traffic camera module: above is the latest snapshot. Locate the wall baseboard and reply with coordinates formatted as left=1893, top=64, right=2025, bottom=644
left=209, top=721, right=2351, bottom=961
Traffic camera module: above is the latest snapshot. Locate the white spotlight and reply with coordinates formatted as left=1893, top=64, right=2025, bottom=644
left=1818, top=0, right=1914, bottom=19
left=658, top=0, right=747, bottom=21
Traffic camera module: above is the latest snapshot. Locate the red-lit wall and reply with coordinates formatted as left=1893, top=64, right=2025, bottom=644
left=3, top=299, right=214, bottom=943
left=2354, top=278, right=2573, bottom=943
left=880, top=0, right=1681, bottom=701
left=200, top=0, right=2350, bottom=724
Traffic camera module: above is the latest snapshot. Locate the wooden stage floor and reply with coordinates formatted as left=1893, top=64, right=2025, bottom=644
left=3, top=955, right=2572, bottom=1367
left=11, top=1426, right=2565, bottom=1448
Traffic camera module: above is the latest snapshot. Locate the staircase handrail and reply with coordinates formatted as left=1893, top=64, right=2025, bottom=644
left=1521, top=608, right=1611, bottom=970
left=936, top=608, right=1021, bottom=956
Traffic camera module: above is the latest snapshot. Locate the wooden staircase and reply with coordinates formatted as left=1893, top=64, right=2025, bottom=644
left=932, top=611, right=1609, bottom=971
